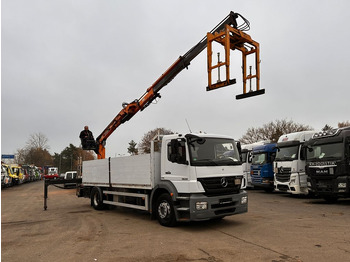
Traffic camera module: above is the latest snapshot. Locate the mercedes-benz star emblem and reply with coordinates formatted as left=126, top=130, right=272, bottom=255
left=221, top=177, right=228, bottom=188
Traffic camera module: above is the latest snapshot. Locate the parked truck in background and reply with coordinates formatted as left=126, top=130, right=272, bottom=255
left=77, top=133, right=247, bottom=226
left=44, top=167, right=59, bottom=180
left=1, top=164, right=12, bottom=187
left=250, top=143, right=277, bottom=192
left=3, top=164, right=19, bottom=185
left=241, top=141, right=270, bottom=188
left=306, top=127, right=350, bottom=202
left=274, top=131, right=315, bottom=195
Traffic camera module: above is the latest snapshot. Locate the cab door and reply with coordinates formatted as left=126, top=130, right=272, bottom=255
left=161, top=138, right=192, bottom=192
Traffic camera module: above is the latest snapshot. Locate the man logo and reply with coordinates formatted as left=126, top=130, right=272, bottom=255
left=221, top=177, right=228, bottom=188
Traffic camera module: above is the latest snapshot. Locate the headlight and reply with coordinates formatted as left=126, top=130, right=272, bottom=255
left=290, top=179, right=296, bottom=185
left=338, top=183, right=347, bottom=188
left=196, top=201, right=208, bottom=210
left=241, top=196, right=248, bottom=204
left=235, top=178, right=242, bottom=185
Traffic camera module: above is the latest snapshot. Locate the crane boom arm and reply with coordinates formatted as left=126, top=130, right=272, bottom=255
left=91, top=11, right=263, bottom=159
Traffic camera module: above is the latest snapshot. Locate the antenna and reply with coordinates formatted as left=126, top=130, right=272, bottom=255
left=185, top=119, right=192, bottom=133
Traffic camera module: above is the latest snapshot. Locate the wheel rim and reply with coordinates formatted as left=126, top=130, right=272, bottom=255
left=158, top=201, right=171, bottom=219
left=93, top=192, right=99, bottom=206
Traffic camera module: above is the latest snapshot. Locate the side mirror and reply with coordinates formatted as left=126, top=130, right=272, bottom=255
left=236, top=141, right=242, bottom=155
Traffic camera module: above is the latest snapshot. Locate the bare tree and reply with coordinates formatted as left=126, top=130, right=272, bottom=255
left=138, top=128, right=174, bottom=154
left=26, top=132, right=50, bottom=151
left=240, top=119, right=313, bottom=144
left=338, top=121, right=350, bottom=128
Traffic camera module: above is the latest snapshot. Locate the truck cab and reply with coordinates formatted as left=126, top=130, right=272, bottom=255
left=306, top=127, right=350, bottom=201
left=241, top=141, right=270, bottom=188
left=44, top=167, right=59, bottom=180
left=274, top=131, right=315, bottom=195
left=250, top=143, right=277, bottom=192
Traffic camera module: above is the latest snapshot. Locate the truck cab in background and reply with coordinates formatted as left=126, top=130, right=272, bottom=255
left=306, top=127, right=350, bottom=202
left=241, top=141, right=270, bottom=188
left=274, top=131, right=315, bottom=195
left=250, top=143, right=277, bottom=192
left=44, top=167, right=59, bottom=180
left=1, top=164, right=12, bottom=187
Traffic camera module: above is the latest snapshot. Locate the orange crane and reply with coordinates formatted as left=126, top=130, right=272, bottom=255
left=83, top=11, right=264, bottom=159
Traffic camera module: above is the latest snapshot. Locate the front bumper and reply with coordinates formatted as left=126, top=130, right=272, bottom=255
left=308, top=176, right=350, bottom=197
left=186, top=191, right=248, bottom=221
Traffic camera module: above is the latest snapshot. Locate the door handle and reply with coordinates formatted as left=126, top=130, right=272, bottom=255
left=165, top=171, right=171, bottom=174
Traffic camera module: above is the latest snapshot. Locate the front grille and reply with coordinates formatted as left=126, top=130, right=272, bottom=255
left=275, top=167, right=291, bottom=182
left=275, top=173, right=291, bottom=182
left=315, top=179, right=334, bottom=193
left=198, top=176, right=241, bottom=196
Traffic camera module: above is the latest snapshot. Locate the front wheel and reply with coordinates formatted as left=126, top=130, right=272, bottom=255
left=91, top=187, right=106, bottom=210
left=156, top=193, right=177, bottom=227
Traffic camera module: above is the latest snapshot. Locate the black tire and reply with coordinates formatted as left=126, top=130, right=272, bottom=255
left=91, top=187, right=106, bottom=210
left=156, top=193, right=177, bottom=227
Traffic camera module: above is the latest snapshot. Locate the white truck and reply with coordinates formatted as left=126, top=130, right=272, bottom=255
left=77, top=133, right=248, bottom=226
left=274, top=131, right=315, bottom=195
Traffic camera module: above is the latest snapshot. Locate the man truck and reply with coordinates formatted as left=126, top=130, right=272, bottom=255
left=274, top=131, right=315, bottom=195
left=306, top=127, right=350, bottom=202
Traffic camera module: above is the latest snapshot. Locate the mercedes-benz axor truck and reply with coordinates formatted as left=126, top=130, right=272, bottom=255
left=77, top=133, right=248, bottom=226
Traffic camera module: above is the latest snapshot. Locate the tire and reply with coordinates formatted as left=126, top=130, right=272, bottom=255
left=91, top=187, right=106, bottom=210
left=156, top=193, right=177, bottom=227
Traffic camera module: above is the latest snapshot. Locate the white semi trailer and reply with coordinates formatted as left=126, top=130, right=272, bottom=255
left=77, top=133, right=248, bottom=226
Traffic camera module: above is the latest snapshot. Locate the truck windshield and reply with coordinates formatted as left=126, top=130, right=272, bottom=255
left=251, top=153, right=267, bottom=165
left=188, top=137, right=241, bottom=166
left=275, top=145, right=299, bottom=161
left=307, top=142, right=343, bottom=161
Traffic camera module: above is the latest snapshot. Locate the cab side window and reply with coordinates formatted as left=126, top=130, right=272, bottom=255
left=167, top=140, right=187, bottom=164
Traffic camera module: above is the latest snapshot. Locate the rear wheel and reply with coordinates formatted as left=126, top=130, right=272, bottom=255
left=91, top=187, right=106, bottom=210
left=156, top=193, right=177, bottom=227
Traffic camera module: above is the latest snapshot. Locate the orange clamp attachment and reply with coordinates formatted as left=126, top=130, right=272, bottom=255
left=207, top=24, right=265, bottom=99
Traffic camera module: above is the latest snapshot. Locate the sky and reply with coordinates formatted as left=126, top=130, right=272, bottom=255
left=1, top=0, right=349, bottom=158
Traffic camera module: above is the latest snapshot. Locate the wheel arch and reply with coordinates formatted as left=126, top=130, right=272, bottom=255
left=150, top=181, right=178, bottom=219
